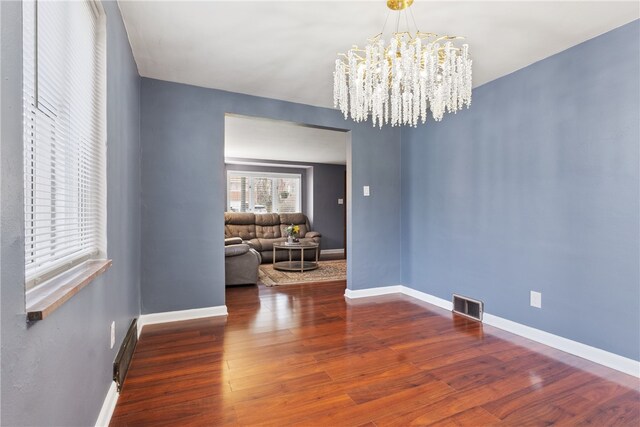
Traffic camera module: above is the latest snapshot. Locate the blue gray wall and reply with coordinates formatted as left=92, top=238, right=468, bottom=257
left=141, top=78, right=401, bottom=314
left=401, top=20, right=640, bottom=360
left=225, top=161, right=346, bottom=249
left=0, top=2, right=141, bottom=425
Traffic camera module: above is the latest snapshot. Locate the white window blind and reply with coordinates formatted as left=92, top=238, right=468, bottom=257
left=23, top=0, right=107, bottom=289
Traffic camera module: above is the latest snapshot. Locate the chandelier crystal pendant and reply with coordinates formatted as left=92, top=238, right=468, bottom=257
left=333, top=0, right=472, bottom=128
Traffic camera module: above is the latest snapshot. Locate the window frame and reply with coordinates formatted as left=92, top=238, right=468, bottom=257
left=22, top=0, right=108, bottom=291
left=226, top=171, right=302, bottom=214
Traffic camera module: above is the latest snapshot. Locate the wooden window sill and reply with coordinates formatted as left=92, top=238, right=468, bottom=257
left=26, top=259, right=112, bottom=321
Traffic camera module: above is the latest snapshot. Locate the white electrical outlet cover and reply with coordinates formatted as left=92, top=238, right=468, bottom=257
left=338, top=198, right=344, bottom=205
left=363, top=186, right=370, bottom=196
left=530, top=291, right=542, bottom=308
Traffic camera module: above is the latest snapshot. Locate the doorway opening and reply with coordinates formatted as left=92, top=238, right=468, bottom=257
left=224, top=113, right=350, bottom=261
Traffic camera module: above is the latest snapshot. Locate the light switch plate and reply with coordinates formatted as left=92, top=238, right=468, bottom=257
left=338, top=198, right=344, bottom=205
left=110, top=321, right=116, bottom=348
left=363, top=186, right=370, bottom=197
left=530, top=291, right=542, bottom=308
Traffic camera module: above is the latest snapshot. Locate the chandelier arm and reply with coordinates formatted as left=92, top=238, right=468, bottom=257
left=436, top=46, right=462, bottom=53
left=415, top=31, right=438, bottom=40
left=368, top=33, right=384, bottom=43
left=393, top=31, right=412, bottom=38
left=348, top=52, right=366, bottom=61
left=433, top=35, right=465, bottom=43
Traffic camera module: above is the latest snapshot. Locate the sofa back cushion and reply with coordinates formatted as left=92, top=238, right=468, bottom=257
left=279, top=213, right=310, bottom=237
left=225, top=212, right=256, bottom=240
left=255, top=213, right=281, bottom=238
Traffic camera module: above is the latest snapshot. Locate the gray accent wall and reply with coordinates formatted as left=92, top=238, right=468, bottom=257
left=313, top=163, right=346, bottom=250
left=141, top=78, right=401, bottom=314
left=225, top=161, right=346, bottom=249
left=401, top=20, right=640, bottom=360
left=0, top=2, right=141, bottom=426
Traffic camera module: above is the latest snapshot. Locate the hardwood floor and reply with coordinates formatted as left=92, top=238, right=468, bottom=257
left=111, top=281, right=640, bottom=426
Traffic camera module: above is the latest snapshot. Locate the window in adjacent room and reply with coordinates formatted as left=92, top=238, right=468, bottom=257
left=23, top=0, right=107, bottom=291
left=227, top=171, right=301, bottom=213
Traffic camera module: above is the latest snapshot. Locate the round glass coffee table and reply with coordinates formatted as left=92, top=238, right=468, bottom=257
left=272, top=242, right=320, bottom=272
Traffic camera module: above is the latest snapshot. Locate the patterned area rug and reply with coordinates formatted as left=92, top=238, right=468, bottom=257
left=259, top=259, right=346, bottom=286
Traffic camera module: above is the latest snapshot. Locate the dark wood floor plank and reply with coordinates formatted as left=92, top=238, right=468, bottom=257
left=316, top=347, right=411, bottom=381
left=429, top=405, right=502, bottom=426
left=557, top=389, right=640, bottom=426
left=482, top=370, right=600, bottom=419
left=346, top=370, right=438, bottom=404
left=228, top=360, right=327, bottom=392
left=233, top=388, right=356, bottom=425
left=224, top=371, right=334, bottom=405
left=123, top=353, right=228, bottom=387
left=298, top=381, right=456, bottom=426
left=499, top=391, right=593, bottom=426
left=111, top=280, right=640, bottom=426
left=111, top=394, right=236, bottom=426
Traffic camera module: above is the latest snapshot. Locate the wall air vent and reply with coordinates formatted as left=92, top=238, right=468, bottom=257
left=113, top=319, right=137, bottom=392
left=452, top=294, right=483, bottom=321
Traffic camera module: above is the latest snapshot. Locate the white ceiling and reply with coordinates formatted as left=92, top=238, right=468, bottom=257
left=225, top=115, right=348, bottom=165
left=118, top=1, right=638, bottom=109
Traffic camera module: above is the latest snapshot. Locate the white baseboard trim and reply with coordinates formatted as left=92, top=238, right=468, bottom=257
left=344, top=285, right=402, bottom=299
left=138, top=305, right=228, bottom=337
left=482, top=313, right=640, bottom=378
left=321, top=248, right=345, bottom=255
left=401, top=286, right=453, bottom=311
left=344, top=285, right=640, bottom=377
left=95, top=381, right=118, bottom=427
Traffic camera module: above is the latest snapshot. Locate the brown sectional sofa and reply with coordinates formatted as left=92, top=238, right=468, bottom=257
left=224, top=212, right=321, bottom=263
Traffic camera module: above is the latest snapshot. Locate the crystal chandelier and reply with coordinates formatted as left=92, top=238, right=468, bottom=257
left=333, top=0, right=472, bottom=128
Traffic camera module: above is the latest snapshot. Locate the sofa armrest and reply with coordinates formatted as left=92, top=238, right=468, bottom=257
left=247, top=238, right=262, bottom=252
left=225, top=244, right=250, bottom=257
left=225, top=237, right=243, bottom=246
left=305, top=231, right=321, bottom=238
left=250, top=248, right=262, bottom=264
